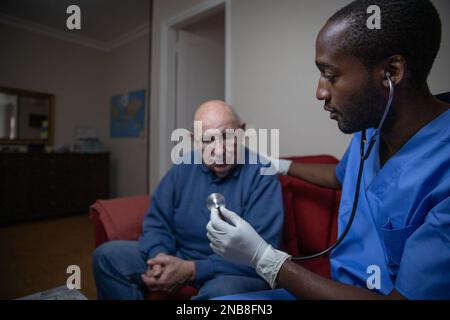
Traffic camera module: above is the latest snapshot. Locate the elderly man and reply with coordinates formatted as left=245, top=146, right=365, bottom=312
left=92, top=100, right=284, bottom=300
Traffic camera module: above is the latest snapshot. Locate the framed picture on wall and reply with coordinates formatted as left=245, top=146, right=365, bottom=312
left=110, top=90, right=145, bottom=138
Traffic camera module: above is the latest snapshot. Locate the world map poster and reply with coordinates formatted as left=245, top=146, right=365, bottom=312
left=110, top=90, right=145, bottom=138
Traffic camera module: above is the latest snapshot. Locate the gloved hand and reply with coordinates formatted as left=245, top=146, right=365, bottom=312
left=206, top=206, right=291, bottom=288
left=259, top=153, right=292, bottom=175
left=274, top=158, right=293, bottom=175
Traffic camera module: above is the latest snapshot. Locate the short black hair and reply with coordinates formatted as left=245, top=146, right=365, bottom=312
left=329, top=0, right=442, bottom=86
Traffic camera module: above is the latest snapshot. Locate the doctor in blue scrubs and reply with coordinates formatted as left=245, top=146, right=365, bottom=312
left=207, top=0, right=450, bottom=299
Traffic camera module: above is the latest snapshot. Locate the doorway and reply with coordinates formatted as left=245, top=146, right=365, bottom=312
left=174, top=9, right=225, bottom=131
left=158, top=0, right=229, bottom=178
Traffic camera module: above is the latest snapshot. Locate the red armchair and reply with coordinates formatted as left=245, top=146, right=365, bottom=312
left=90, top=155, right=340, bottom=299
left=280, top=155, right=340, bottom=278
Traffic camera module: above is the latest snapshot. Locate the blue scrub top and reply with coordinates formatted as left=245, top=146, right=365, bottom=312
left=332, top=109, right=450, bottom=299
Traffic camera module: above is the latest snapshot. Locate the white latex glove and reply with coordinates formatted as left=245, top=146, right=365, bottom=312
left=275, top=158, right=293, bottom=175
left=259, top=153, right=292, bottom=176
left=206, top=206, right=291, bottom=288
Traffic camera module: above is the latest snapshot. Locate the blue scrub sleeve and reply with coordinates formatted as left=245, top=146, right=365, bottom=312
left=395, top=197, right=450, bottom=299
left=335, top=143, right=351, bottom=185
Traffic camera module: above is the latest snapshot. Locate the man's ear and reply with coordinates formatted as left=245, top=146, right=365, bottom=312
left=380, top=55, right=406, bottom=88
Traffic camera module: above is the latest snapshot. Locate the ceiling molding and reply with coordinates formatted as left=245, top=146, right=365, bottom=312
left=0, top=12, right=108, bottom=51
left=107, top=21, right=150, bottom=50
left=0, top=12, right=150, bottom=52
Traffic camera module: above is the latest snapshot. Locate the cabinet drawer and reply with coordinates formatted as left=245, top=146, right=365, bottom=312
left=0, top=153, right=109, bottom=224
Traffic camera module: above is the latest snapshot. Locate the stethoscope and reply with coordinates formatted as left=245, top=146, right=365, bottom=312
left=206, top=72, right=395, bottom=261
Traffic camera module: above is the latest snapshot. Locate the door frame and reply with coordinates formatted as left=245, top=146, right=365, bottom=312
left=158, top=0, right=231, bottom=179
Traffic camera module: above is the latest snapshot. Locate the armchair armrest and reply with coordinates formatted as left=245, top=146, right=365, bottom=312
left=89, top=195, right=149, bottom=247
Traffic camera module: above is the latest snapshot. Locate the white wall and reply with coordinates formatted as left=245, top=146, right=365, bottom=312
left=0, top=24, right=107, bottom=146
left=229, top=0, right=352, bottom=159
left=106, top=35, right=149, bottom=197
left=429, top=0, right=450, bottom=94
left=150, top=0, right=450, bottom=192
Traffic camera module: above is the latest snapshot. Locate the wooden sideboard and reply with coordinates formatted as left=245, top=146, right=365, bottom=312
left=0, top=152, right=109, bottom=224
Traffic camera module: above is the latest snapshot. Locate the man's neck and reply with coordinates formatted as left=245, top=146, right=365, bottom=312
left=379, top=87, right=449, bottom=166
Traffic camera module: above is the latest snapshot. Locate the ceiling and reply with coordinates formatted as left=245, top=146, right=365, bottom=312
left=0, top=0, right=151, bottom=42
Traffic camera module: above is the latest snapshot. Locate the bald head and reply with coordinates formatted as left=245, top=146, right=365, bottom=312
left=194, top=100, right=241, bottom=130
left=193, top=100, right=243, bottom=178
